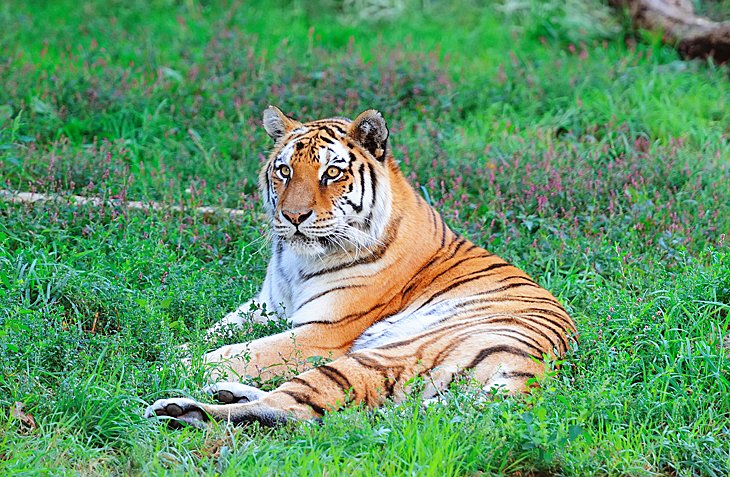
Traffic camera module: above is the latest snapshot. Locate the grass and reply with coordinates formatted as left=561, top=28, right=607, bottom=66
left=1, top=0, right=729, bottom=475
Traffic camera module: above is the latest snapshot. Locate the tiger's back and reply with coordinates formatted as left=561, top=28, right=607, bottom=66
left=145, top=107, right=576, bottom=426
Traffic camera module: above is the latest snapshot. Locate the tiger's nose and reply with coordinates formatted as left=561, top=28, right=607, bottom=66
left=282, top=209, right=313, bottom=226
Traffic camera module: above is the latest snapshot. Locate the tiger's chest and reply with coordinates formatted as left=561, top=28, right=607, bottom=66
left=271, top=241, right=463, bottom=349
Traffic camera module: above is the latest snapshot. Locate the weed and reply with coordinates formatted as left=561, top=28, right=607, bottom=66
left=0, top=0, right=729, bottom=475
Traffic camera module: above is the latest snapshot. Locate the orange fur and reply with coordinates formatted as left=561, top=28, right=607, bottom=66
left=145, top=107, right=577, bottom=427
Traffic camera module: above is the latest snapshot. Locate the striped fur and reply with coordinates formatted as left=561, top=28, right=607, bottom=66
left=145, top=107, right=577, bottom=427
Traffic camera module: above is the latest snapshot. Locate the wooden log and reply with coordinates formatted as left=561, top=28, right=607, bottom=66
left=609, top=0, right=730, bottom=63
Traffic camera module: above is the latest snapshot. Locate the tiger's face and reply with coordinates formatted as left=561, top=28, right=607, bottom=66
left=260, top=107, right=392, bottom=256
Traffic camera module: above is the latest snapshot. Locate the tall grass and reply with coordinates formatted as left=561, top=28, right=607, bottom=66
left=1, top=0, right=729, bottom=475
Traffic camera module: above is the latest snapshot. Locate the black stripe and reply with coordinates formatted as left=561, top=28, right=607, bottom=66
left=328, top=153, right=348, bottom=166
left=455, top=293, right=565, bottom=311
left=399, top=240, right=463, bottom=299
left=431, top=334, right=467, bottom=367
left=295, top=300, right=389, bottom=328
left=349, top=352, right=388, bottom=370
left=487, top=331, right=545, bottom=356
left=368, top=163, right=378, bottom=208
left=429, top=321, right=532, bottom=370
left=357, top=163, right=366, bottom=211
left=418, top=271, right=538, bottom=311
left=496, top=316, right=564, bottom=353
left=462, top=242, right=481, bottom=255
left=425, top=294, right=567, bottom=326
left=481, top=325, right=547, bottom=352
left=494, top=274, right=538, bottom=285
left=319, top=126, right=338, bottom=138
left=522, top=314, right=571, bottom=352
left=364, top=210, right=374, bottom=229
left=445, top=313, right=563, bottom=354
left=428, top=325, right=531, bottom=368
left=300, top=214, right=402, bottom=280
left=266, top=163, right=276, bottom=207
left=420, top=259, right=509, bottom=294
left=450, top=236, right=470, bottom=255
left=288, top=131, right=309, bottom=142
left=328, top=124, right=347, bottom=134
left=348, top=354, right=403, bottom=403
left=465, top=314, right=566, bottom=354
left=279, top=390, right=326, bottom=416
left=293, top=284, right=365, bottom=313
left=377, top=316, right=486, bottom=352
left=428, top=207, right=437, bottom=231
left=334, top=300, right=389, bottom=326
left=290, top=377, right=318, bottom=392
left=316, top=365, right=354, bottom=396
left=501, top=371, right=536, bottom=379
left=382, top=364, right=406, bottom=398
left=466, top=345, right=535, bottom=370
left=345, top=198, right=363, bottom=213
left=335, top=203, right=348, bottom=215
left=518, top=306, right=575, bottom=330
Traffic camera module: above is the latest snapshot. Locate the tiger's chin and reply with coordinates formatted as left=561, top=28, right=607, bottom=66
left=282, top=233, right=364, bottom=258
left=283, top=234, right=328, bottom=256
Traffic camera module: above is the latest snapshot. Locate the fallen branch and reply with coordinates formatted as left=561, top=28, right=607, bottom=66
left=0, top=189, right=247, bottom=217
left=609, top=0, right=730, bottom=63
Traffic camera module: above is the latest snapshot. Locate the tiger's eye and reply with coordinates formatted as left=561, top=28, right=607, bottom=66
left=325, top=166, right=341, bottom=179
left=277, top=165, right=291, bottom=179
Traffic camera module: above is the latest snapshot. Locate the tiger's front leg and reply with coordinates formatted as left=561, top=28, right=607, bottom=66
left=147, top=348, right=406, bottom=427
left=201, top=323, right=351, bottom=382
left=148, top=319, right=549, bottom=428
left=151, top=324, right=353, bottom=427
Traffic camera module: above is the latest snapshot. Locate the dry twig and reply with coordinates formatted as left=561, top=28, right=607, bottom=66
left=0, top=189, right=246, bottom=218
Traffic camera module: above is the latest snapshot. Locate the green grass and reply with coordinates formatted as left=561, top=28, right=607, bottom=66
left=1, top=0, right=729, bottom=475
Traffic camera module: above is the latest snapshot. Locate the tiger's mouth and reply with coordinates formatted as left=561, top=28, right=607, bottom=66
left=281, top=231, right=329, bottom=256
left=279, top=227, right=352, bottom=256
left=274, top=217, right=373, bottom=256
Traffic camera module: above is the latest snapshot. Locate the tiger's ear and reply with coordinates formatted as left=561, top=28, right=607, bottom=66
left=348, top=110, right=389, bottom=161
left=263, top=106, right=302, bottom=142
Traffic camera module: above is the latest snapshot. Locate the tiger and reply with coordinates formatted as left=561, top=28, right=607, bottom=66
left=144, top=106, right=577, bottom=427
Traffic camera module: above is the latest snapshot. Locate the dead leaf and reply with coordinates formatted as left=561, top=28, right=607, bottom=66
left=11, top=402, right=37, bottom=431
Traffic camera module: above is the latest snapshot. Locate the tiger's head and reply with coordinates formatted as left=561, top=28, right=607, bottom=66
left=260, top=106, right=394, bottom=257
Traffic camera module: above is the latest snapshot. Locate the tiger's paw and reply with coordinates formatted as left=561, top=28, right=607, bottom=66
left=144, top=398, right=209, bottom=429
left=203, top=381, right=269, bottom=404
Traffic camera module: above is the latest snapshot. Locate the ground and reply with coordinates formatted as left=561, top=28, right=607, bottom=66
left=0, top=0, right=729, bottom=475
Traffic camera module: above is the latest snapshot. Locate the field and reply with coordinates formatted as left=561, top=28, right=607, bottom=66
left=1, top=0, right=729, bottom=475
